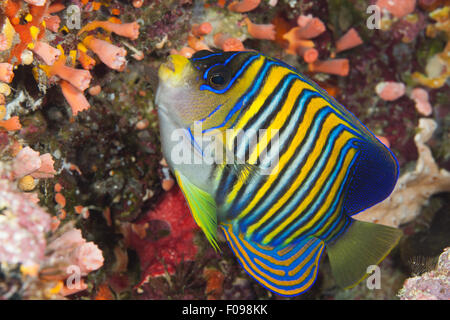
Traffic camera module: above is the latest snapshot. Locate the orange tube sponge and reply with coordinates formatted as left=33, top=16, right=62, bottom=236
left=88, top=85, right=101, bottom=96
left=0, top=116, right=21, bottom=131
left=228, top=0, right=261, bottom=12
left=214, top=33, right=245, bottom=51
left=132, top=0, right=144, bottom=8
left=309, top=59, right=350, bottom=76
left=376, top=0, right=416, bottom=18
left=244, top=17, right=275, bottom=40
left=78, top=50, right=96, bottom=70
left=298, top=47, right=318, bottom=63
left=191, top=22, right=213, bottom=37
left=170, top=47, right=196, bottom=58
left=335, top=28, right=363, bottom=53
left=32, top=41, right=61, bottom=66
left=49, top=61, right=92, bottom=92
left=47, top=3, right=66, bottom=14
left=296, top=17, right=326, bottom=39
left=0, top=63, right=14, bottom=83
left=187, top=35, right=211, bottom=51
left=44, top=15, right=61, bottom=33
left=283, top=27, right=315, bottom=55
left=83, top=36, right=127, bottom=71
left=78, top=21, right=140, bottom=40
left=60, top=80, right=91, bottom=116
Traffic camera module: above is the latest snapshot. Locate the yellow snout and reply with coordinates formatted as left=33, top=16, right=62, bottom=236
left=158, top=54, right=190, bottom=85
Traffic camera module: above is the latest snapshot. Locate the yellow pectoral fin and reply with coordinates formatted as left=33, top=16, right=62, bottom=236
left=174, top=170, right=220, bottom=251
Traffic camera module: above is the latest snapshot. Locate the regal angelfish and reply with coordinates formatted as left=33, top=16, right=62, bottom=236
left=155, top=50, right=402, bottom=296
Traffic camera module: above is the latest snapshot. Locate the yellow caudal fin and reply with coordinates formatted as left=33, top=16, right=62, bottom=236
left=326, top=219, right=403, bottom=288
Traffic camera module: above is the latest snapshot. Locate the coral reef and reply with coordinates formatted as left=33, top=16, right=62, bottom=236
left=354, top=118, right=450, bottom=228
left=398, top=247, right=450, bottom=300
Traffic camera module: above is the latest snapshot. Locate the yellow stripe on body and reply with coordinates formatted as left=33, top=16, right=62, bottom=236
left=265, top=145, right=357, bottom=244
left=254, top=258, right=286, bottom=276
left=245, top=110, right=354, bottom=236
left=237, top=231, right=313, bottom=266
left=288, top=243, right=323, bottom=276
left=225, top=79, right=314, bottom=206
left=201, top=56, right=266, bottom=132
left=225, top=65, right=291, bottom=147
left=222, top=224, right=323, bottom=294
left=277, top=245, right=294, bottom=256
left=230, top=95, right=327, bottom=219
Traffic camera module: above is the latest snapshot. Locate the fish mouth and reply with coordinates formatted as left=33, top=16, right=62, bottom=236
left=158, top=55, right=190, bottom=85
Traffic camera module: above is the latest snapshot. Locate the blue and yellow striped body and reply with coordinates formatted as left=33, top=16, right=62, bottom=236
left=157, top=51, right=400, bottom=297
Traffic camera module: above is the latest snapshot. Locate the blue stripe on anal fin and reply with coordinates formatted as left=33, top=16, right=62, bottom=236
left=220, top=223, right=325, bottom=297
left=343, top=138, right=399, bottom=216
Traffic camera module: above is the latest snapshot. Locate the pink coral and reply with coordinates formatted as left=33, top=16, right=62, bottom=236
left=411, top=88, right=432, bottom=116
left=376, top=0, right=417, bottom=18
left=73, top=242, right=104, bottom=275
left=31, top=153, right=57, bottom=179
left=0, top=179, right=52, bottom=266
left=399, top=248, right=450, bottom=300
left=24, top=0, right=46, bottom=6
left=12, top=147, right=42, bottom=179
left=375, top=81, right=406, bottom=101
left=0, top=34, right=7, bottom=51
left=42, top=226, right=104, bottom=281
left=0, top=63, right=14, bottom=83
left=12, top=147, right=56, bottom=179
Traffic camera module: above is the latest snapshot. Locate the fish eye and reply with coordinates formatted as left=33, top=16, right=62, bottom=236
left=207, top=66, right=229, bottom=89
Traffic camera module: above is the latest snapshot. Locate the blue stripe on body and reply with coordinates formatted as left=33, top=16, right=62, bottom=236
left=220, top=74, right=301, bottom=203
left=236, top=100, right=328, bottom=228
left=253, top=124, right=347, bottom=238
left=202, top=58, right=271, bottom=134
left=272, top=139, right=360, bottom=245
left=223, top=223, right=323, bottom=295
left=202, top=52, right=241, bottom=80
left=200, top=54, right=261, bottom=94
left=192, top=53, right=223, bottom=61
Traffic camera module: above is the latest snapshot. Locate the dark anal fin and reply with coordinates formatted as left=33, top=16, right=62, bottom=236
left=326, top=219, right=403, bottom=288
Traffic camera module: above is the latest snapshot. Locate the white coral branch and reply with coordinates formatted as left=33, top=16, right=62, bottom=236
left=354, top=118, right=450, bottom=227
